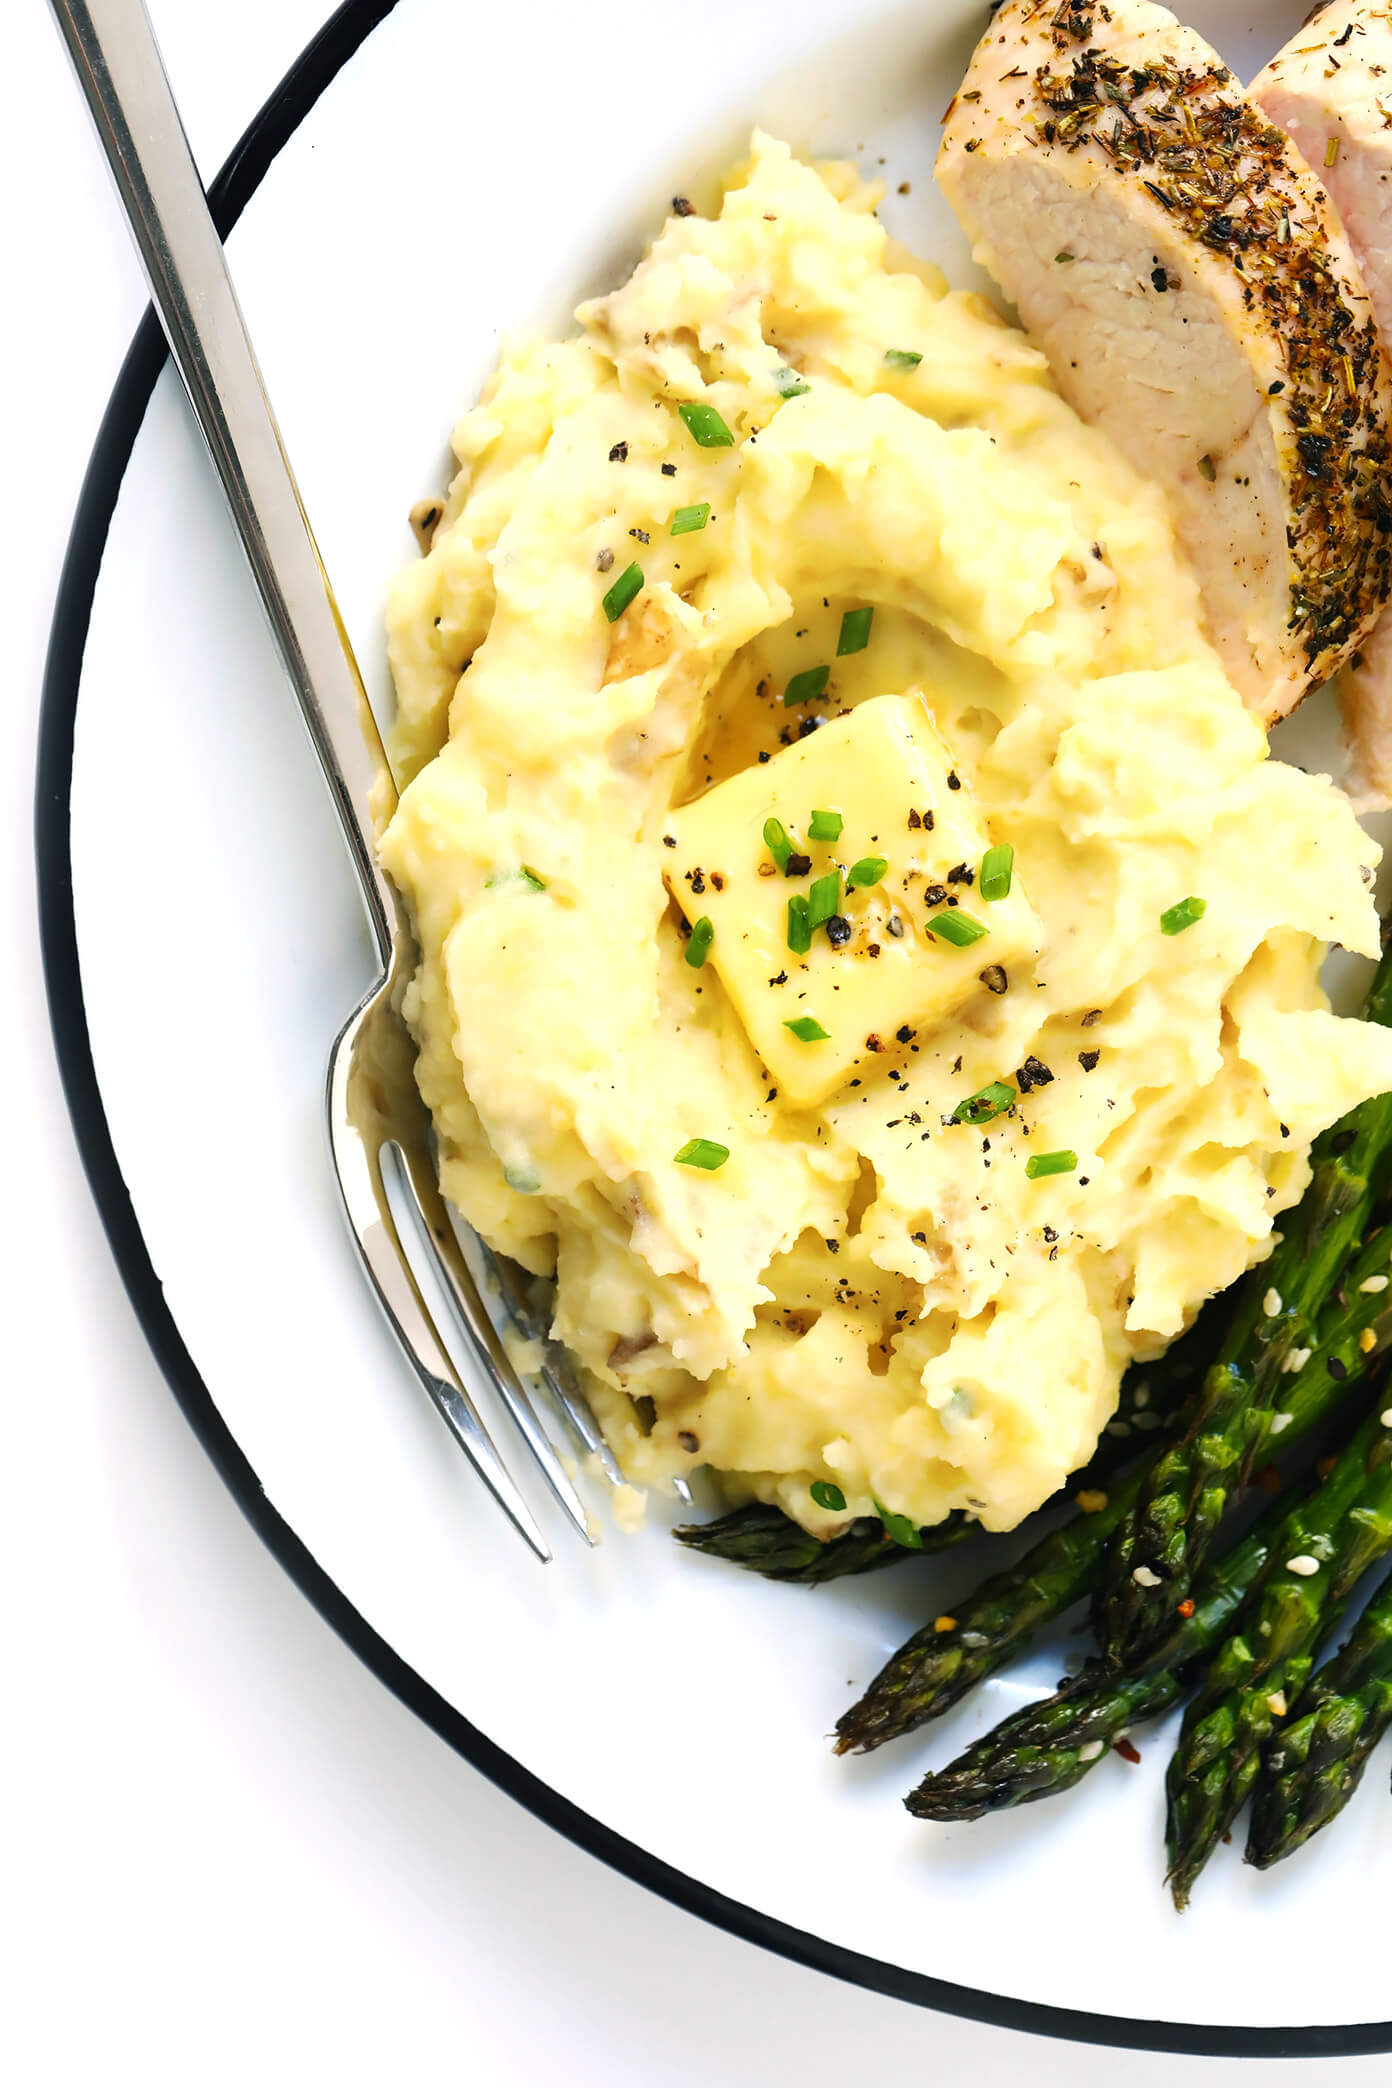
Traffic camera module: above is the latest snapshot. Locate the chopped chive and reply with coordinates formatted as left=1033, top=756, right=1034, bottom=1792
left=1160, top=896, right=1206, bottom=935
left=1025, top=1149, right=1078, bottom=1180
left=670, top=502, right=711, bottom=536
left=784, top=1015, right=830, bottom=1043
left=847, top=855, right=888, bottom=888
left=674, top=1137, right=729, bottom=1171
left=952, top=1080, right=1015, bottom=1126
left=774, top=366, right=811, bottom=398
left=979, top=843, right=1014, bottom=902
left=927, top=908, right=988, bottom=946
left=883, top=348, right=923, bottom=370
left=783, top=663, right=830, bottom=707
left=685, top=915, right=714, bottom=968
left=486, top=865, right=546, bottom=891
left=787, top=894, right=812, bottom=955
left=837, top=606, right=874, bottom=655
left=873, top=1496, right=924, bottom=1548
left=810, top=1479, right=846, bottom=1512
left=678, top=400, right=735, bottom=447
left=601, top=562, right=644, bottom=621
left=1055, top=250, right=1074, bottom=264
left=807, top=869, right=841, bottom=931
left=763, top=816, right=794, bottom=871
left=808, top=808, right=843, bottom=843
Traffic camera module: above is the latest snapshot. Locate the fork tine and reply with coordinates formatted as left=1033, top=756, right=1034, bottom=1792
left=477, top=1242, right=628, bottom=1486
left=327, top=1100, right=551, bottom=1560
left=329, top=1014, right=550, bottom=1570
left=390, top=1140, right=596, bottom=1546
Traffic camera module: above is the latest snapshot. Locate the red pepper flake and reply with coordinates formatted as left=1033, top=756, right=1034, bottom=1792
left=866, top=1034, right=885, bottom=1053
left=1113, top=1736, right=1142, bottom=1765
left=672, top=196, right=695, bottom=217
left=1176, top=1598, right=1195, bottom=1618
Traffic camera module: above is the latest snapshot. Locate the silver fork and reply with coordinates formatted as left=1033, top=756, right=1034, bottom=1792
left=51, top=0, right=645, bottom=1558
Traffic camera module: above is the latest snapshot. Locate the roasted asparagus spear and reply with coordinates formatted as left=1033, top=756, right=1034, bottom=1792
left=1246, top=1563, right=1392, bottom=1870
left=1166, top=1402, right=1392, bottom=1908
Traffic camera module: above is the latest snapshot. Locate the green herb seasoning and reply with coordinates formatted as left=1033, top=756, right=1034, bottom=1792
left=927, top=909, right=988, bottom=947
left=1161, top=895, right=1207, bottom=936
left=952, top=1080, right=1015, bottom=1126
left=677, top=400, right=734, bottom=447
left=783, top=663, right=830, bottom=707
left=685, top=915, right=714, bottom=968
left=670, top=502, right=711, bottom=536
left=786, top=894, right=812, bottom=955
left=883, top=348, right=923, bottom=370
left=847, top=855, right=887, bottom=888
left=519, top=865, right=547, bottom=892
left=774, top=366, right=811, bottom=398
left=808, top=808, right=843, bottom=843
left=674, top=1137, right=729, bottom=1171
left=784, top=1015, right=830, bottom=1043
left=807, top=869, right=841, bottom=931
left=873, top=1497, right=924, bottom=1548
left=979, top=843, right=1014, bottom=902
left=601, top=562, right=644, bottom=622
left=763, top=816, right=794, bottom=872
left=1025, top=1149, right=1078, bottom=1180
left=837, top=606, right=874, bottom=655
left=810, top=1480, right=846, bottom=1512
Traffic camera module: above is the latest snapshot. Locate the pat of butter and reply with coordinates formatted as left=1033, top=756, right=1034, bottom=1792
left=665, top=693, right=1041, bottom=1106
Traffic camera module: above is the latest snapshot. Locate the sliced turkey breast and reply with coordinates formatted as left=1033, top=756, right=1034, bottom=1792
left=1253, top=1, right=1392, bottom=803
left=937, top=0, right=1392, bottom=723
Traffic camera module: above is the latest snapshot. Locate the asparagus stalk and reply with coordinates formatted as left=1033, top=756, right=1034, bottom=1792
left=905, top=1501, right=1283, bottom=1822
left=836, top=1228, right=1392, bottom=1755
left=1166, top=1403, right=1392, bottom=1909
left=675, top=1298, right=1221, bottom=1585
left=1246, top=1565, right=1392, bottom=1870
left=834, top=1476, right=1135, bottom=1754
left=1098, top=942, right=1392, bottom=1667
left=673, top=1503, right=965, bottom=1582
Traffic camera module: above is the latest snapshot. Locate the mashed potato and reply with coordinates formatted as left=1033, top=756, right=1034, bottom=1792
left=380, top=134, right=1392, bottom=1539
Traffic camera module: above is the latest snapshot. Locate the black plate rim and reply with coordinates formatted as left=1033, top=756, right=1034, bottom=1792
left=33, top=0, right=1392, bottom=2056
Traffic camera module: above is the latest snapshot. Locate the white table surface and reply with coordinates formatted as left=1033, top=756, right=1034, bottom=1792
left=6, top=3, right=1388, bottom=2080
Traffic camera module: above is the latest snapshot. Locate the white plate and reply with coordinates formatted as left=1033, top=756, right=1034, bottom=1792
left=38, top=0, right=1392, bottom=2056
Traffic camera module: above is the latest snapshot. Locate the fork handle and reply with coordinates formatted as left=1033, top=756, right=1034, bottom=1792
left=50, top=0, right=397, bottom=973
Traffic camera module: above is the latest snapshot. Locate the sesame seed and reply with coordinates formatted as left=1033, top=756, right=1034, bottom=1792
left=1263, top=1289, right=1282, bottom=1318
left=1361, top=1328, right=1378, bottom=1354
left=960, top=1630, right=989, bottom=1647
left=934, top=1615, right=957, bottom=1633
left=1078, top=1740, right=1105, bottom=1762
left=1286, top=1554, right=1320, bottom=1577
left=1266, top=1690, right=1288, bottom=1718
left=1132, top=1565, right=1162, bottom=1588
left=1361, top=1275, right=1389, bottom=1293
left=1269, top=1412, right=1293, bottom=1434
left=1382, top=1411, right=1392, bottom=1429
left=1075, top=1488, right=1109, bottom=1514
left=1284, top=1347, right=1312, bottom=1373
